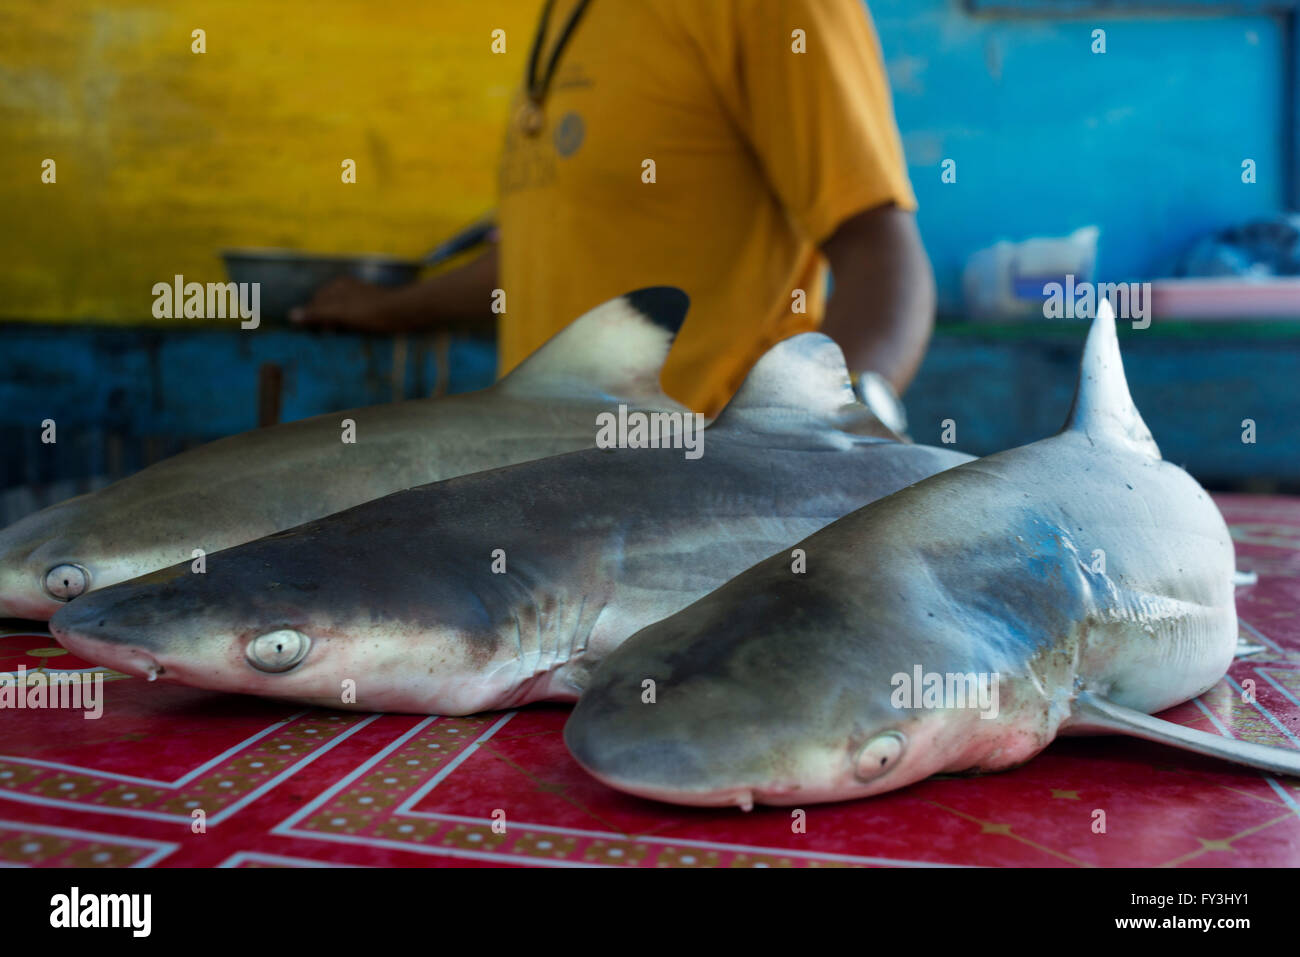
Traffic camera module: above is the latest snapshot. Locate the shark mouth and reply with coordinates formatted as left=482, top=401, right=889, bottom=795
left=578, top=764, right=757, bottom=812
left=48, top=623, right=166, bottom=682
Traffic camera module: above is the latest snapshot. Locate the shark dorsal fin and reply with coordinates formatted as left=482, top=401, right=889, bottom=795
left=712, top=333, right=897, bottom=441
left=499, top=287, right=689, bottom=404
left=1062, top=299, right=1160, bottom=458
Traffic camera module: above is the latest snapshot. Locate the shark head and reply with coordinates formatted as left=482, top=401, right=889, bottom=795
left=47, top=497, right=535, bottom=714
left=0, top=500, right=81, bottom=620
left=0, top=473, right=340, bottom=622
left=564, top=566, right=994, bottom=809
left=0, top=492, right=159, bottom=621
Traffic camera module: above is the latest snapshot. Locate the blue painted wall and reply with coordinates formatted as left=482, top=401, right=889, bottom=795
left=871, top=1, right=1286, bottom=311
left=0, top=324, right=497, bottom=493
left=3, top=323, right=1294, bottom=506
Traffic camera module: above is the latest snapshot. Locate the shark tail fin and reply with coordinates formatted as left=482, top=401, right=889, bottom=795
left=498, top=287, right=690, bottom=405
left=1074, top=691, right=1300, bottom=777
left=1061, top=299, right=1160, bottom=458
left=711, top=333, right=899, bottom=441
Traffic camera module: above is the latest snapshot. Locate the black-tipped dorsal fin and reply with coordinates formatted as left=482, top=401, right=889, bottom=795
left=1062, top=299, right=1160, bottom=458
left=712, top=333, right=898, bottom=441
left=499, top=287, right=689, bottom=404
left=1073, top=691, right=1300, bottom=776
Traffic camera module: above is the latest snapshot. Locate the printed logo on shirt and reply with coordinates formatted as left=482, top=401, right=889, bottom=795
left=498, top=117, right=558, bottom=195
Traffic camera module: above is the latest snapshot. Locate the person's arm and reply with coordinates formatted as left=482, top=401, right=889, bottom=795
left=289, top=245, right=499, bottom=332
left=819, top=203, right=934, bottom=394
left=701, top=0, right=926, bottom=399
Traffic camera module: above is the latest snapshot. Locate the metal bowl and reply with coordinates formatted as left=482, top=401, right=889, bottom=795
left=221, top=248, right=422, bottom=322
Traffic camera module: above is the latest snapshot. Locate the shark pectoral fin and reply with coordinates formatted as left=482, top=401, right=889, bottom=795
left=1233, top=569, right=1259, bottom=587
left=497, top=287, right=690, bottom=404
left=1234, top=639, right=1266, bottom=658
left=1073, top=690, right=1300, bottom=777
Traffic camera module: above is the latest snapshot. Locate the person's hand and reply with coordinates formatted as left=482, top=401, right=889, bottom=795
left=853, top=370, right=909, bottom=438
left=289, top=276, right=398, bottom=331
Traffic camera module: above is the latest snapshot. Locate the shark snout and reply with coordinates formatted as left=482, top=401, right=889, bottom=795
left=51, top=625, right=166, bottom=681
left=565, top=706, right=710, bottom=787
left=565, top=709, right=757, bottom=810
left=566, top=609, right=909, bottom=808
left=565, top=665, right=789, bottom=809
left=0, top=555, right=61, bottom=621
left=49, top=588, right=171, bottom=680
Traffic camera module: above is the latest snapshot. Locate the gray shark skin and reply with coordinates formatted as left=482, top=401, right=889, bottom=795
left=0, top=288, right=691, bottom=620
left=49, top=333, right=971, bottom=714
left=567, top=302, right=1297, bottom=811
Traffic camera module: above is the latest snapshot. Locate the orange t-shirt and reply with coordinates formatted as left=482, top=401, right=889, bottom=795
left=496, top=0, right=916, bottom=416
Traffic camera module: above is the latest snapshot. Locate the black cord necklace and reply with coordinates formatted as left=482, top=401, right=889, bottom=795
left=518, top=0, right=593, bottom=136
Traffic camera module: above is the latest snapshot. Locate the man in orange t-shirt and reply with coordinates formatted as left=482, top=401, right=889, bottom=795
left=294, top=0, right=933, bottom=421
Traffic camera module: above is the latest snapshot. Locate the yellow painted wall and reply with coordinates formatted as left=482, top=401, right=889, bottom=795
left=0, top=0, right=539, bottom=321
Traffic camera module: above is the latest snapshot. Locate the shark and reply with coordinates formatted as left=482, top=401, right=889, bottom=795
left=565, top=301, right=1300, bottom=810
left=49, top=333, right=972, bottom=714
left=0, top=288, right=691, bottom=620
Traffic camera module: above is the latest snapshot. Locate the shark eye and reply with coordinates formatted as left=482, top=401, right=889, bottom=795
left=246, top=629, right=310, bottom=673
left=43, top=563, right=89, bottom=601
left=853, top=731, right=905, bottom=782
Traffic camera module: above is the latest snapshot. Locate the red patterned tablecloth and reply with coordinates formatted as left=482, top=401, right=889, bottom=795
left=1, top=493, right=1297, bottom=868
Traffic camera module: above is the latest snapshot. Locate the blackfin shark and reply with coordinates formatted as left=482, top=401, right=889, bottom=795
left=566, top=301, right=1299, bottom=810
left=0, top=288, right=691, bottom=620
left=49, top=334, right=971, bottom=714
